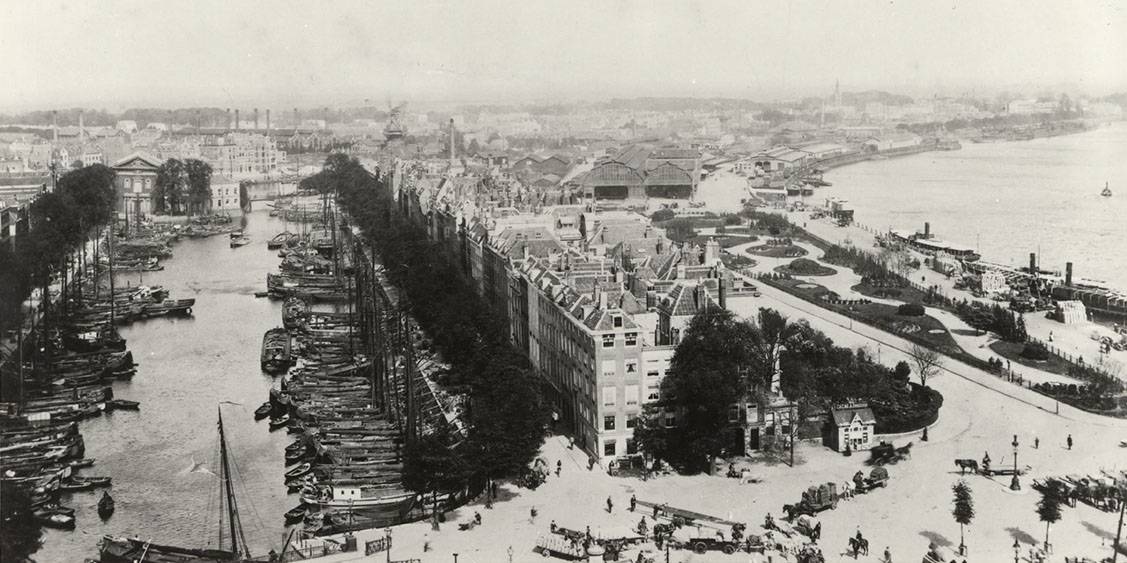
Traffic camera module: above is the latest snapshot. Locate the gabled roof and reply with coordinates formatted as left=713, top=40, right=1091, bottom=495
left=658, top=280, right=718, bottom=317
left=830, top=406, right=876, bottom=426
left=111, top=152, right=163, bottom=170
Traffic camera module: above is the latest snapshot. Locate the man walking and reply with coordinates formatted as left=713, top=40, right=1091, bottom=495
left=1066, top=434, right=1073, bottom=450
left=629, top=494, right=636, bottom=512
left=606, top=496, right=614, bottom=513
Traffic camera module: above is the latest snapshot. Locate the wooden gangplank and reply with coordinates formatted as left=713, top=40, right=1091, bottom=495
left=635, top=500, right=741, bottom=528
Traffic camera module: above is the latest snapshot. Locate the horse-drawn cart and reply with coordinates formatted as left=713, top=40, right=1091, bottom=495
left=853, top=467, right=889, bottom=493
left=535, top=535, right=587, bottom=560
left=784, top=482, right=839, bottom=519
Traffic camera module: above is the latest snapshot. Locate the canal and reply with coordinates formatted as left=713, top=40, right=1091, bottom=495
left=39, top=209, right=294, bottom=561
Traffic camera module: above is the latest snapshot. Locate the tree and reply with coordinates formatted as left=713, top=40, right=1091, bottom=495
left=636, top=308, right=756, bottom=472
left=892, top=361, right=912, bottom=386
left=403, top=421, right=470, bottom=511
left=1036, top=486, right=1063, bottom=550
left=464, top=352, right=549, bottom=481
left=0, top=481, right=43, bottom=561
left=911, top=343, right=943, bottom=387
left=952, top=480, right=974, bottom=554
left=154, top=158, right=186, bottom=214
left=183, top=159, right=213, bottom=215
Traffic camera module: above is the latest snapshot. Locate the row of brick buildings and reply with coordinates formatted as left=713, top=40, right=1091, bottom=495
left=389, top=165, right=815, bottom=464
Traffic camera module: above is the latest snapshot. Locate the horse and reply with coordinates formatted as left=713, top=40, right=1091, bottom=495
left=848, top=537, right=869, bottom=558
left=954, top=459, right=979, bottom=474
left=895, top=442, right=913, bottom=460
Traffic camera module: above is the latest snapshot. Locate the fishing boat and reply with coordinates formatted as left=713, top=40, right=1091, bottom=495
left=60, top=475, right=112, bottom=492
left=98, top=407, right=264, bottom=562
left=260, top=328, right=292, bottom=374
left=106, top=399, right=140, bottom=411
left=229, top=236, right=251, bottom=248
left=283, top=504, right=307, bottom=524
left=68, top=458, right=96, bottom=469
left=1102, top=182, right=1112, bottom=197
left=284, top=446, right=311, bottom=465
left=268, top=414, right=291, bottom=431
left=36, top=511, right=76, bottom=529
left=98, top=491, right=115, bottom=518
left=268, top=232, right=299, bottom=250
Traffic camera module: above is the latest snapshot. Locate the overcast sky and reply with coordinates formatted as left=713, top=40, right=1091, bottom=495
left=2, top=0, right=1124, bottom=110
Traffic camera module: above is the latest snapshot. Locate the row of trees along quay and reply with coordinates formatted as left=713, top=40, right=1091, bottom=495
left=633, top=306, right=943, bottom=474
left=303, top=154, right=549, bottom=502
left=0, top=164, right=117, bottom=339
left=743, top=210, right=1126, bottom=417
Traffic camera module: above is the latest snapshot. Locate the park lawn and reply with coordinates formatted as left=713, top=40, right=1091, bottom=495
left=775, top=258, right=836, bottom=276
left=987, top=340, right=1075, bottom=377
left=849, top=282, right=930, bottom=303
left=746, top=244, right=808, bottom=258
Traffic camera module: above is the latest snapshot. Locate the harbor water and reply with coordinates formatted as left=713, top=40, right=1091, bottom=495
left=37, top=210, right=294, bottom=562
left=824, top=122, right=1127, bottom=290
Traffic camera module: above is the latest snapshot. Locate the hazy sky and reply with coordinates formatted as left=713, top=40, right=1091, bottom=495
left=2, top=0, right=1124, bottom=110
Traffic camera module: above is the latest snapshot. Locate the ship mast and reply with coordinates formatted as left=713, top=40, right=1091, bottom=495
left=217, top=407, right=250, bottom=558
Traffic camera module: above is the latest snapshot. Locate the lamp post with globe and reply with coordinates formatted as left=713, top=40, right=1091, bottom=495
left=1010, top=435, right=1021, bottom=491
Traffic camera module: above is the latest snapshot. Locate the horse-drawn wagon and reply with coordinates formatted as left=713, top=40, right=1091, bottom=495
left=783, top=482, right=839, bottom=519
left=853, top=467, right=889, bottom=493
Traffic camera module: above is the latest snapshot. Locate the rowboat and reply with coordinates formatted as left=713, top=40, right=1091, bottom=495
left=284, top=463, right=313, bottom=480
left=268, top=414, right=291, bottom=431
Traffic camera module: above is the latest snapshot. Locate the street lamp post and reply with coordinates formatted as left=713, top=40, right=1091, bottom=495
left=1013, top=538, right=1020, bottom=563
left=1010, top=435, right=1021, bottom=491
left=453, top=553, right=459, bottom=563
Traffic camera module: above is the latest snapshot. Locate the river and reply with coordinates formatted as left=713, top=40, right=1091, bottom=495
left=38, top=209, right=294, bottom=562
left=823, top=122, right=1127, bottom=289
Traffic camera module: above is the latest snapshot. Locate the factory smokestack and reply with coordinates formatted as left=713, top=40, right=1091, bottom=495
left=78, top=111, right=84, bottom=145
left=923, top=222, right=930, bottom=238
left=235, top=109, right=240, bottom=130
left=449, top=118, right=455, bottom=168
left=254, top=108, right=259, bottom=131
left=53, top=111, right=58, bottom=143
left=266, top=109, right=271, bottom=132
left=293, top=108, right=299, bottom=129
left=1029, top=252, right=1037, bottom=275
left=226, top=108, right=231, bottom=130
left=1065, top=262, right=1073, bottom=286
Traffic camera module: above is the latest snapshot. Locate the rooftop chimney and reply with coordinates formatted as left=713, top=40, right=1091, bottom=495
left=1065, top=262, right=1073, bottom=286
left=235, top=109, right=240, bottom=130
left=923, top=222, right=931, bottom=238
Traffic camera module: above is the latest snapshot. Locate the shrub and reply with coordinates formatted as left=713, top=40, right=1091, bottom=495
left=897, top=303, right=926, bottom=316
left=1020, top=341, right=1051, bottom=361
left=651, top=208, right=675, bottom=222
left=722, top=214, right=742, bottom=226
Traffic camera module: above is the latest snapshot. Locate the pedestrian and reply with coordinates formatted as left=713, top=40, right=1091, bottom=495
left=530, top=506, right=538, bottom=520
left=556, top=460, right=562, bottom=477
left=550, top=519, right=557, bottom=532
left=424, top=541, right=431, bottom=552
left=629, top=494, right=636, bottom=512
left=883, top=546, right=892, bottom=563
left=588, top=455, right=595, bottom=471
left=1067, top=434, right=1073, bottom=450
left=431, top=512, right=440, bottom=531
left=652, top=504, right=660, bottom=519
left=586, top=525, right=592, bottom=542
left=1034, top=437, right=1039, bottom=449
left=607, top=496, right=614, bottom=513
left=491, top=481, right=498, bottom=499
left=474, top=511, right=482, bottom=525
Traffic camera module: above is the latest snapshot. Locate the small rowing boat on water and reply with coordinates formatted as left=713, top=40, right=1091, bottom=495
left=284, top=462, right=312, bottom=480
left=106, top=399, right=140, bottom=411
left=254, top=402, right=274, bottom=420
left=268, top=414, right=291, bottom=431
left=230, top=235, right=251, bottom=248
left=284, top=504, right=307, bottom=523
left=98, top=492, right=115, bottom=518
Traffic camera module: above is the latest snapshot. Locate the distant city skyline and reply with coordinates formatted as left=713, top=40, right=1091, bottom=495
left=2, top=0, right=1124, bottom=111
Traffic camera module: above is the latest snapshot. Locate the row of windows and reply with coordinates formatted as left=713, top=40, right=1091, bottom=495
left=601, top=332, right=639, bottom=348
left=603, top=414, right=639, bottom=431
left=603, top=437, right=638, bottom=456
left=601, top=385, right=640, bottom=407
left=600, top=359, right=638, bottom=377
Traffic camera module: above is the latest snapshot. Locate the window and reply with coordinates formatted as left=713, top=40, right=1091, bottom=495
left=601, top=360, right=617, bottom=377
left=602, top=387, right=616, bottom=407
left=602, top=335, right=615, bottom=348
left=646, top=383, right=660, bottom=401
left=604, top=415, right=616, bottom=431
left=646, top=370, right=660, bottom=378
left=625, top=360, right=638, bottom=374
left=626, top=414, right=637, bottom=429
left=625, top=385, right=639, bottom=406
left=664, top=414, right=676, bottom=428
left=613, top=315, right=623, bottom=328
left=728, top=405, right=741, bottom=423
left=603, top=440, right=616, bottom=456
left=625, top=332, right=637, bottom=346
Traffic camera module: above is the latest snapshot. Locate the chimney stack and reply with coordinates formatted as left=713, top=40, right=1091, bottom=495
left=52, top=110, right=58, bottom=143
left=254, top=108, right=259, bottom=130
left=266, top=109, right=271, bottom=131
left=1065, top=262, right=1073, bottom=286
left=449, top=118, right=456, bottom=167
left=293, top=108, right=299, bottom=129
left=923, top=222, right=931, bottom=238
left=1029, top=252, right=1037, bottom=275
left=226, top=108, right=231, bottom=129
left=78, top=111, right=85, bottom=145
left=235, top=109, right=240, bottom=130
